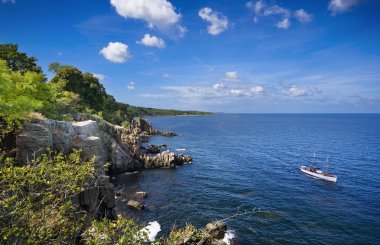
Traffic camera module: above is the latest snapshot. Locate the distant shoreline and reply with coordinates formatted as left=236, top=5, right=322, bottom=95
left=143, top=113, right=214, bottom=119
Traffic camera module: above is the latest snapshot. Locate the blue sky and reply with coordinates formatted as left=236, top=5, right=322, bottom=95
left=1, top=0, right=380, bottom=113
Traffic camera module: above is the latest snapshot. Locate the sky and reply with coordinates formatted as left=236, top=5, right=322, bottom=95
left=1, top=0, right=380, bottom=113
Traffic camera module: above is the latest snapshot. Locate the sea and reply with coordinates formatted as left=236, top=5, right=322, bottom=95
left=111, top=114, right=380, bottom=244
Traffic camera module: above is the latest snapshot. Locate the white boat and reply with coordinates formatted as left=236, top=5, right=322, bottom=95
left=300, top=154, right=337, bottom=182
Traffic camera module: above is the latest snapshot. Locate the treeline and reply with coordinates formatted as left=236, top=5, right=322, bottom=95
left=0, top=43, right=210, bottom=136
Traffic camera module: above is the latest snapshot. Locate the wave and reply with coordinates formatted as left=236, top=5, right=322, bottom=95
left=176, top=148, right=187, bottom=151
left=222, top=230, right=235, bottom=245
left=140, top=221, right=161, bottom=242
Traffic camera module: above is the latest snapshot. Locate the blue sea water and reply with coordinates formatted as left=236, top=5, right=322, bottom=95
left=112, top=114, right=380, bottom=244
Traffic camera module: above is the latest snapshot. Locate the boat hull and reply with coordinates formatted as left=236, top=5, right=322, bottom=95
left=300, top=166, right=337, bottom=182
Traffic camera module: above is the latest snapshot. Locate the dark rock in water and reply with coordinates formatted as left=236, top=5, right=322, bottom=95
left=160, top=131, right=177, bottom=137
left=205, top=221, right=227, bottom=240
left=146, top=144, right=161, bottom=154
left=143, top=150, right=192, bottom=168
left=135, top=191, right=147, bottom=198
left=127, top=200, right=144, bottom=210
left=174, top=154, right=193, bottom=165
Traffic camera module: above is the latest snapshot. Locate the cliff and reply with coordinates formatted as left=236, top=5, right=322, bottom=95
left=15, top=115, right=192, bottom=219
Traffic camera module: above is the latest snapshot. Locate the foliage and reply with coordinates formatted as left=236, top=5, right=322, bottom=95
left=165, top=223, right=204, bottom=245
left=50, top=65, right=109, bottom=113
left=0, top=44, right=42, bottom=74
left=41, top=78, right=81, bottom=121
left=0, top=60, right=49, bottom=137
left=0, top=60, right=80, bottom=137
left=121, top=120, right=130, bottom=128
left=83, top=216, right=153, bottom=245
left=48, top=62, right=62, bottom=73
left=48, top=63, right=211, bottom=125
left=0, top=150, right=95, bottom=244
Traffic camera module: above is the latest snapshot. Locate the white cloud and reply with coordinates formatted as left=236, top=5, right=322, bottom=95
left=264, top=5, right=291, bottom=17
left=198, top=7, right=229, bottom=35
left=163, top=73, right=171, bottom=78
left=93, top=73, right=106, bottom=81
left=276, top=18, right=290, bottom=29
left=225, top=71, right=238, bottom=80
left=250, top=85, right=265, bottom=95
left=247, top=1, right=312, bottom=29
left=213, top=83, right=225, bottom=90
left=137, top=34, right=165, bottom=48
left=246, top=0, right=265, bottom=22
left=110, top=0, right=185, bottom=37
left=328, top=0, right=360, bottom=15
left=100, top=42, right=130, bottom=63
left=283, top=86, right=309, bottom=97
left=2, top=0, right=15, bottom=3
left=127, top=81, right=135, bottom=90
left=230, top=89, right=247, bottom=97
left=294, top=9, right=312, bottom=23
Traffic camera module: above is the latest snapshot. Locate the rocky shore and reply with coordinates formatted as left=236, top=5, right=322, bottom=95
left=14, top=114, right=231, bottom=244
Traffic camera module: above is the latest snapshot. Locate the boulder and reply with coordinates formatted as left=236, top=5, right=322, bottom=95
left=16, top=123, right=53, bottom=164
left=72, top=135, right=107, bottom=168
left=127, top=200, right=144, bottom=210
left=43, top=120, right=75, bottom=153
left=143, top=150, right=193, bottom=169
left=73, top=120, right=99, bottom=137
left=205, top=221, right=227, bottom=240
left=135, top=191, right=147, bottom=198
left=130, top=117, right=159, bottom=135
left=161, top=131, right=177, bottom=137
left=146, top=145, right=161, bottom=154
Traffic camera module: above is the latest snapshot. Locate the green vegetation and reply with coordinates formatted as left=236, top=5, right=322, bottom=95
left=0, top=60, right=48, bottom=137
left=0, top=43, right=211, bottom=137
left=0, top=150, right=94, bottom=244
left=0, top=150, right=150, bottom=244
left=0, top=44, right=213, bottom=244
left=0, top=44, right=42, bottom=74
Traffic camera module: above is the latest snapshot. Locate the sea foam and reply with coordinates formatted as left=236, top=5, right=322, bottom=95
left=140, top=221, right=161, bottom=242
left=222, top=230, right=235, bottom=245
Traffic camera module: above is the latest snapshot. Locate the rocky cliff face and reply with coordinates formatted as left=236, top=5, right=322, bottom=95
left=15, top=115, right=192, bottom=218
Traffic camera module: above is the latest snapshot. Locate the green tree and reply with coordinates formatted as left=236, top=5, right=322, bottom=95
left=0, top=60, right=48, bottom=137
left=50, top=66, right=108, bottom=112
left=0, top=44, right=42, bottom=74
left=48, top=62, right=62, bottom=73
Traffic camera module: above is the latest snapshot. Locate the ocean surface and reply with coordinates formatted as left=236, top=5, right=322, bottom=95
left=112, top=114, right=380, bottom=244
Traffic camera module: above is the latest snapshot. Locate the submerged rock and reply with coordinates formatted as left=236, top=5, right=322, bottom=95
left=146, top=145, right=161, bottom=154
left=127, top=200, right=144, bottom=210
left=135, top=191, right=147, bottom=198
left=160, top=131, right=177, bottom=137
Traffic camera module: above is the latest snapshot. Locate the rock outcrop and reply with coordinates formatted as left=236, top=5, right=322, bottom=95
left=127, top=200, right=144, bottom=210
left=15, top=115, right=192, bottom=218
left=142, top=150, right=192, bottom=168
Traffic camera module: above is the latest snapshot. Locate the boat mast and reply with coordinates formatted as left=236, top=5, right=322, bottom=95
left=325, top=157, right=329, bottom=174
left=312, top=151, right=316, bottom=168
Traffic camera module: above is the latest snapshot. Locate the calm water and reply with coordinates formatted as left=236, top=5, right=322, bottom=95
left=112, top=114, right=380, bottom=244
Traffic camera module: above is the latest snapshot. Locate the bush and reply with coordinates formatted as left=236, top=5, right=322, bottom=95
left=0, top=150, right=95, bottom=244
